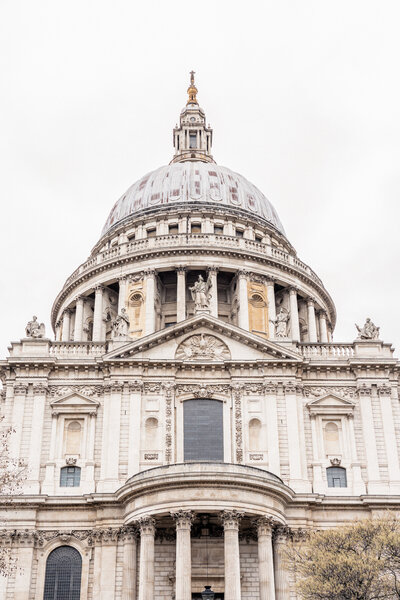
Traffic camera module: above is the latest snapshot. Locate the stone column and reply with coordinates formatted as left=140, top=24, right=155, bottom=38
left=358, top=384, right=381, bottom=493
left=318, top=311, right=328, bottom=343
left=128, top=382, right=143, bottom=477
left=144, top=269, right=156, bottom=335
left=93, top=285, right=105, bottom=342
left=118, top=277, right=128, bottom=313
left=274, top=526, right=290, bottom=600
left=14, top=545, right=34, bottom=600
left=220, top=510, right=243, bottom=600
left=27, top=383, right=47, bottom=493
left=99, top=382, right=122, bottom=491
left=61, top=309, right=71, bottom=341
left=207, top=267, right=219, bottom=317
left=55, top=320, right=62, bottom=341
left=237, top=270, right=249, bottom=330
left=171, top=510, right=194, bottom=600
left=10, top=384, right=27, bottom=460
left=310, top=414, right=324, bottom=493
left=176, top=267, right=186, bottom=322
left=346, top=414, right=365, bottom=495
left=266, top=279, right=276, bottom=339
left=99, top=529, right=118, bottom=600
left=264, top=383, right=280, bottom=476
left=288, top=288, right=300, bottom=341
left=138, top=517, right=156, bottom=600
left=378, top=385, right=400, bottom=490
left=121, top=526, right=138, bottom=600
left=284, top=382, right=308, bottom=491
left=74, top=296, right=84, bottom=342
left=307, top=298, right=317, bottom=343
left=257, top=517, right=275, bottom=600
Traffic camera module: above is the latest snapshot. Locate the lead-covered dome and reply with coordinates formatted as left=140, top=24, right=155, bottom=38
left=101, top=162, right=285, bottom=237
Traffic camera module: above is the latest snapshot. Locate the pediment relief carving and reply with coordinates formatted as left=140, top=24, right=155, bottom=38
left=175, top=334, right=231, bottom=361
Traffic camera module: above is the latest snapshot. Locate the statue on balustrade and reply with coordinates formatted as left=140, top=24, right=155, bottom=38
left=111, top=308, right=130, bottom=340
left=271, top=308, right=289, bottom=338
left=355, top=318, right=380, bottom=341
left=25, top=316, right=45, bottom=338
left=189, top=274, right=212, bottom=312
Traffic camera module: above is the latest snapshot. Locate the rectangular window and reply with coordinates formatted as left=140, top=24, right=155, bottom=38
left=235, top=229, right=244, bottom=238
left=147, top=228, right=156, bottom=238
left=184, top=399, right=224, bottom=462
left=214, top=225, right=224, bottom=235
left=60, top=466, right=81, bottom=487
left=169, top=224, right=179, bottom=235
left=191, top=223, right=201, bottom=234
left=189, top=133, right=197, bottom=149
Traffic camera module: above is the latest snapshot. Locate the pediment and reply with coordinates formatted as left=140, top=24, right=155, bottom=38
left=104, top=314, right=302, bottom=363
left=307, top=393, right=355, bottom=415
left=50, top=392, right=99, bottom=414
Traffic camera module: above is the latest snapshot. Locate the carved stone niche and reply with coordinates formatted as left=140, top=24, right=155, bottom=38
left=175, top=333, right=231, bottom=361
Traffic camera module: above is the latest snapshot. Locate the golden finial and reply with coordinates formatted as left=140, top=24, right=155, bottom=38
left=187, top=70, right=198, bottom=105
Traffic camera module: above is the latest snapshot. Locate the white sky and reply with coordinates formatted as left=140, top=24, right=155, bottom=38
left=1, top=1, right=399, bottom=356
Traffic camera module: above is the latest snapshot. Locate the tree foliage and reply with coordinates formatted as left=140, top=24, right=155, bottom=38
left=286, top=517, right=400, bottom=600
left=0, top=417, right=26, bottom=575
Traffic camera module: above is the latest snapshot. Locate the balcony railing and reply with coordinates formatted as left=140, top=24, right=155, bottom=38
left=64, top=233, right=324, bottom=288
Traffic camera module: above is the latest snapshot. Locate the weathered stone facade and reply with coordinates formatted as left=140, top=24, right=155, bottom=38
left=1, top=75, right=399, bottom=599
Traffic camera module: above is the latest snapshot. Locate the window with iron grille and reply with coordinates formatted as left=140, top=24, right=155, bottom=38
left=326, top=466, right=347, bottom=488
left=43, top=546, right=82, bottom=600
left=60, top=466, right=81, bottom=487
left=184, top=399, right=224, bottom=462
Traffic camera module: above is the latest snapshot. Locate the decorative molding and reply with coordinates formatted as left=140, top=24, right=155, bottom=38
left=32, top=383, right=48, bottom=395
left=0, top=527, right=137, bottom=548
left=136, top=516, right=156, bottom=535
left=175, top=384, right=230, bottom=398
left=220, top=510, right=244, bottom=529
left=170, top=510, right=195, bottom=529
left=163, top=383, right=174, bottom=464
left=13, top=384, right=28, bottom=395
left=144, top=453, right=159, bottom=461
left=377, top=384, right=392, bottom=397
left=232, top=384, right=244, bottom=463
left=357, top=384, right=372, bottom=397
left=49, top=385, right=103, bottom=397
left=304, top=386, right=356, bottom=399
left=143, top=382, right=162, bottom=393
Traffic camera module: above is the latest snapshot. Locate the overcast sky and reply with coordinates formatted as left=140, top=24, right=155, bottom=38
left=1, top=1, right=399, bottom=356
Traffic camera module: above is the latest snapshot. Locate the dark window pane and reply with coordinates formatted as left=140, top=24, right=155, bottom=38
left=327, top=466, right=347, bottom=488
left=60, top=466, right=81, bottom=487
left=44, top=546, right=82, bottom=600
left=184, top=399, right=223, bottom=462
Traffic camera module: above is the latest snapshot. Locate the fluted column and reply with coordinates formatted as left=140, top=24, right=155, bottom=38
left=274, top=526, right=290, bottom=600
left=171, top=510, right=194, bottom=600
left=257, top=517, right=275, bottom=600
left=118, top=277, right=128, bottom=313
left=237, top=270, right=249, bottom=330
left=144, top=269, right=156, bottom=335
left=266, top=279, right=276, bottom=340
left=61, top=309, right=71, bottom=341
left=307, top=298, right=317, bottom=342
left=221, top=510, right=243, bottom=600
left=93, top=285, right=104, bottom=341
left=121, top=526, right=138, bottom=600
left=207, top=267, right=218, bottom=317
left=74, top=296, right=84, bottom=342
left=176, top=267, right=186, bottom=322
left=138, top=517, right=156, bottom=600
left=288, top=288, right=300, bottom=341
left=318, top=310, right=328, bottom=343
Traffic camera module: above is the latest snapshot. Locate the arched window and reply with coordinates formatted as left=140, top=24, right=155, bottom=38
left=323, top=421, right=340, bottom=455
left=184, top=399, right=223, bottom=462
left=145, top=417, right=159, bottom=450
left=60, top=466, right=81, bottom=487
left=43, top=546, right=82, bottom=600
left=65, top=421, right=82, bottom=455
left=249, top=418, right=262, bottom=451
left=326, top=466, right=347, bottom=488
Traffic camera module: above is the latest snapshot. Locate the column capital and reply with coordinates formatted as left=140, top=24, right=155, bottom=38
left=171, top=509, right=195, bottom=529
left=220, top=509, right=244, bottom=530
left=256, top=516, right=275, bottom=536
left=263, top=381, right=278, bottom=394
left=207, top=266, right=219, bottom=275
left=143, top=268, right=156, bottom=278
left=118, top=275, right=128, bottom=283
left=94, top=284, right=105, bottom=293
left=119, top=525, right=139, bottom=542
left=32, top=383, right=48, bottom=395
left=237, top=269, right=249, bottom=279
left=265, top=276, right=276, bottom=286
left=14, top=383, right=28, bottom=396
left=175, top=265, right=187, bottom=273
left=63, top=308, right=72, bottom=316
left=307, top=297, right=316, bottom=307
left=377, top=384, right=392, bottom=397
left=273, top=524, right=291, bottom=544
left=137, top=516, right=156, bottom=535
left=357, top=383, right=372, bottom=397
left=75, top=295, right=84, bottom=303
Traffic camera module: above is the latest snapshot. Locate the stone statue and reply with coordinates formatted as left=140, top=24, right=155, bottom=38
left=189, top=274, right=212, bottom=312
left=355, top=318, right=380, bottom=341
left=111, top=308, right=130, bottom=340
left=25, top=316, right=45, bottom=338
left=271, top=308, right=289, bottom=338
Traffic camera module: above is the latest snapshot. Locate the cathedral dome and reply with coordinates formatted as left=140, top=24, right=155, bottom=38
left=101, top=162, right=285, bottom=238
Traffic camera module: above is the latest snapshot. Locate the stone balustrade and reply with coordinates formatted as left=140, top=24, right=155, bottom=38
left=298, top=343, right=356, bottom=358
left=63, top=233, right=324, bottom=288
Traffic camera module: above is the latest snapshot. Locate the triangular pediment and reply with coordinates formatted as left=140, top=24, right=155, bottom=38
left=104, top=314, right=302, bottom=363
left=307, top=393, right=355, bottom=415
left=50, top=392, right=99, bottom=414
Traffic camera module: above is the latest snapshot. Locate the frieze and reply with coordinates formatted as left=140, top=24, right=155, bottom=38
left=48, top=385, right=103, bottom=397
left=175, top=334, right=231, bottom=361
left=0, top=527, right=137, bottom=547
left=175, top=384, right=230, bottom=398
left=303, top=386, right=356, bottom=399
left=144, top=453, right=159, bottom=461
left=143, top=382, right=163, bottom=393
